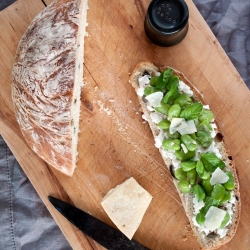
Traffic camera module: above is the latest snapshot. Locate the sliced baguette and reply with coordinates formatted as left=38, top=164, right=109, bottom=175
left=129, top=62, right=240, bottom=249
left=12, top=0, right=88, bottom=176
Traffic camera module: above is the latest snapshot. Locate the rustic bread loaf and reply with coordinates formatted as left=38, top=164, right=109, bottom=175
left=129, top=62, right=240, bottom=249
left=12, top=0, right=88, bottom=176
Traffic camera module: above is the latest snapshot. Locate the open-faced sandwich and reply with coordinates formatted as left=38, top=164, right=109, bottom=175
left=129, top=62, right=240, bottom=249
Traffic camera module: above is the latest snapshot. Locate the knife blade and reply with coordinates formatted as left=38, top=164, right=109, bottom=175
left=48, top=196, right=150, bottom=250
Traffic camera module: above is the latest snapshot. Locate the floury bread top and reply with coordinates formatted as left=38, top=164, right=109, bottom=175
left=12, top=0, right=88, bottom=176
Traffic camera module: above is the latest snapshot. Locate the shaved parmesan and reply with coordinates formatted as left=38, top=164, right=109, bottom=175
left=139, top=75, right=150, bottom=86
left=145, top=92, right=163, bottom=107
left=204, top=206, right=226, bottom=231
left=101, top=177, right=152, bottom=240
left=179, top=80, right=193, bottom=96
left=150, top=112, right=163, bottom=124
left=210, top=167, right=229, bottom=185
left=181, top=143, right=188, bottom=154
left=178, top=120, right=197, bottom=135
left=136, top=87, right=144, bottom=97
left=169, top=118, right=186, bottom=134
left=170, top=118, right=197, bottom=135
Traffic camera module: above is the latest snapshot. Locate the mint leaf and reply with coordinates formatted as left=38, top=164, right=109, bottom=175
left=180, top=102, right=203, bottom=120
left=200, top=153, right=226, bottom=172
left=162, top=80, right=180, bottom=104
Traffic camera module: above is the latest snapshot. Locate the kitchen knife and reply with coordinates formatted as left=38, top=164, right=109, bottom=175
left=48, top=196, right=150, bottom=250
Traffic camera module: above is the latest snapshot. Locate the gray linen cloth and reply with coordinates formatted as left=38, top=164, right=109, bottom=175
left=0, top=0, right=249, bottom=249
left=0, top=0, right=16, bottom=11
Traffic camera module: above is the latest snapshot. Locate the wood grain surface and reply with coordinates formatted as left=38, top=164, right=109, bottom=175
left=0, top=0, right=250, bottom=249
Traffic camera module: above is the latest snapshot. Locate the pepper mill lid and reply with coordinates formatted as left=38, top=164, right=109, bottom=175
left=144, top=0, right=189, bottom=47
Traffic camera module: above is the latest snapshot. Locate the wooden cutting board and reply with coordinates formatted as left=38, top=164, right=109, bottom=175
left=1, top=0, right=250, bottom=249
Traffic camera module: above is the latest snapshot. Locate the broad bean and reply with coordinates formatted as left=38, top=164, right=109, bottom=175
left=181, top=134, right=197, bottom=151
left=196, top=130, right=213, bottom=148
left=158, top=120, right=170, bottom=130
left=144, top=86, right=159, bottom=96
left=220, top=190, right=231, bottom=203
left=196, top=160, right=210, bottom=180
left=168, top=104, right=181, bottom=120
left=196, top=211, right=205, bottom=225
left=174, top=94, right=192, bottom=107
left=155, top=102, right=171, bottom=115
left=162, top=139, right=180, bottom=151
left=202, top=178, right=213, bottom=195
left=178, top=180, right=192, bottom=194
left=223, top=171, right=235, bottom=191
left=193, top=184, right=206, bottom=201
left=174, top=168, right=187, bottom=181
left=175, top=149, right=196, bottom=161
left=181, top=160, right=196, bottom=172
left=187, top=168, right=197, bottom=185
left=211, top=184, right=226, bottom=202
left=167, top=130, right=181, bottom=139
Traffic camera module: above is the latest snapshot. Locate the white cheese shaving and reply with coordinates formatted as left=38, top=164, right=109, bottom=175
left=154, top=130, right=165, bottom=148
left=145, top=92, right=163, bottom=107
left=193, top=196, right=205, bottom=214
left=210, top=167, right=229, bottom=185
left=139, top=75, right=150, bottom=86
left=204, top=206, right=227, bottom=231
left=162, top=149, right=180, bottom=170
left=181, top=143, right=188, bottom=154
left=217, top=228, right=229, bottom=238
left=169, top=118, right=186, bottom=134
left=178, top=80, right=193, bottom=96
left=178, top=120, right=197, bottom=135
left=147, top=105, right=155, bottom=112
left=137, top=87, right=145, bottom=97
left=150, top=112, right=163, bottom=124
left=169, top=118, right=197, bottom=135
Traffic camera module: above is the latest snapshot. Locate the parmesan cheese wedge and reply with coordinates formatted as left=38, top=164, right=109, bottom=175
left=101, top=177, right=152, bottom=240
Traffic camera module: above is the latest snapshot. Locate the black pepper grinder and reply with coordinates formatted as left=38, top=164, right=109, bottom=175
left=144, top=0, right=189, bottom=46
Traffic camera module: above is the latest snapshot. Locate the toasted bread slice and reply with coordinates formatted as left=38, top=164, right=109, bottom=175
left=129, top=62, right=240, bottom=249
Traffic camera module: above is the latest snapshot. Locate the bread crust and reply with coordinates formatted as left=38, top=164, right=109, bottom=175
left=12, top=0, right=87, bottom=176
left=129, top=62, right=240, bottom=249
